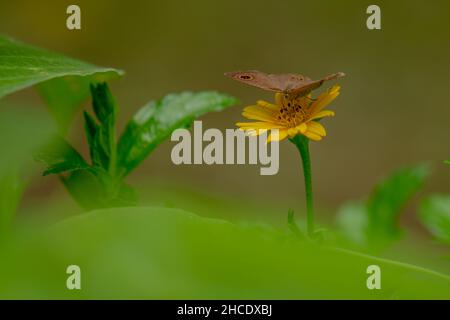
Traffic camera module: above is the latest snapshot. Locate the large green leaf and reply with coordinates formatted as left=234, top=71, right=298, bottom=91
left=419, top=195, right=450, bottom=246
left=0, top=36, right=123, bottom=131
left=0, top=207, right=448, bottom=299
left=117, top=91, right=238, bottom=177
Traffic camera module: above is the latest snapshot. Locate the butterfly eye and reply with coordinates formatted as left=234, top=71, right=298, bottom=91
left=239, top=75, right=253, bottom=80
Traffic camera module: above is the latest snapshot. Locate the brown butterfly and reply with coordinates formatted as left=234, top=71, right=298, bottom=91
left=224, top=70, right=345, bottom=97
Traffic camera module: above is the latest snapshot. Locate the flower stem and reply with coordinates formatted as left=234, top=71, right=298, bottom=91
left=290, top=135, right=315, bottom=236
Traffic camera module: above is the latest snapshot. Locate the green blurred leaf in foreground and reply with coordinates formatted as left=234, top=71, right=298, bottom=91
left=0, top=170, right=25, bottom=236
left=0, top=108, right=54, bottom=233
left=0, top=35, right=123, bottom=131
left=117, top=91, right=238, bottom=177
left=337, top=164, right=430, bottom=251
left=0, top=207, right=448, bottom=299
left=419, top=195, right=450, bottom=246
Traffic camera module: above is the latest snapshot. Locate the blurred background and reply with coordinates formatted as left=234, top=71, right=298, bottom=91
left=0, top=0, right=449, bottom=229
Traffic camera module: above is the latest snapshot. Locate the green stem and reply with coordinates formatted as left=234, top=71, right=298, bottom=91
left=290, top=135, right=315, bottom=236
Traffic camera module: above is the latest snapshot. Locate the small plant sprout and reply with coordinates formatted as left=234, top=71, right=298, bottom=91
left=36, top=83, right=237, bottom=210
left=236, top=85, right=342, bottom=236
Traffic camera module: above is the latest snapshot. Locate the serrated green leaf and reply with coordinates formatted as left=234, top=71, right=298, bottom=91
left=117, top=91, right=238, bottom=176
left=34, top=136, right=89, bottom=176
left=83, top=83, right=118, bottom=173
left=0, top=36, right=123, bottom=131
left=90, top=83, right=117, bottom=124
left=83, top=111, right=100, bottom=165
left=91, top=83, right=118, bottom=174
left=419, top=195, right=450, bottom=246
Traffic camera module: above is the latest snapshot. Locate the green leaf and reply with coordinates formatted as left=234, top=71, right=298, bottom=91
left=90, top=83, right=117, bottom=124
left=419, top=195, right=450, bottom=246
left=366, top=164, right=430, bottom=248
left=445, top=158, right=450, bottom=165
left=61, top=168, right=137, bottom=210
left=337, top=164, right=430, bottom=251
left=85, top=83, right=118, bottom=172
left=0, top=36, right=123, bottom=131
left=34, top=136, right=89, bottom=176
left=83, top=111, right=103, bottom=167
left=117, top=91, right=238, bottom=176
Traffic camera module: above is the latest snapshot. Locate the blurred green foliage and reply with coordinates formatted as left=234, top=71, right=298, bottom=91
left=420, top=195, right=450, bottom=246
left=0, top=108, right=53, bottom=234
left=0, top=207, right=449, bottom=299
left=0, top=170, right=24, bottom=236
left=337, top=165, right=430, bottom=251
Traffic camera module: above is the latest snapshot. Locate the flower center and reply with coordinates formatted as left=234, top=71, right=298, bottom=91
left=276, top=94, right=309, bottom=127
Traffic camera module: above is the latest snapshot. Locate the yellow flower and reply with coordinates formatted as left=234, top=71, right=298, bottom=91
left=236, top=85, right=341, bottom=142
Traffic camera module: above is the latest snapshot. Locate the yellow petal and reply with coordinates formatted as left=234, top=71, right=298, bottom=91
left=309, top=85, right=340, bottom=114
left=287, top=127, right=298, bottom=137
left=242, top=106, right=278, bottom=122
left=302, top=130, right=323, bottom=141
left=267, top=129, right=288, bottom=142
left=308, top=110, right=335, bottom=121
left=295, top=123, right=308, bottom=133
left=306, top=121, right=327, bottom=137
left=256, top=100, right=281, bottom=111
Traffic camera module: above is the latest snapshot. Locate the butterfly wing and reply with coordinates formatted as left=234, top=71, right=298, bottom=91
left=225, top=70, right=345, bottom=95
left=224, top=70, right=287, bottom=92
left=288, top=72, right=345, bottom=96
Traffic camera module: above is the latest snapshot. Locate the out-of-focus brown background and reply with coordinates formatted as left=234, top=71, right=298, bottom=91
left=1, top=0, right=449, bottom=223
